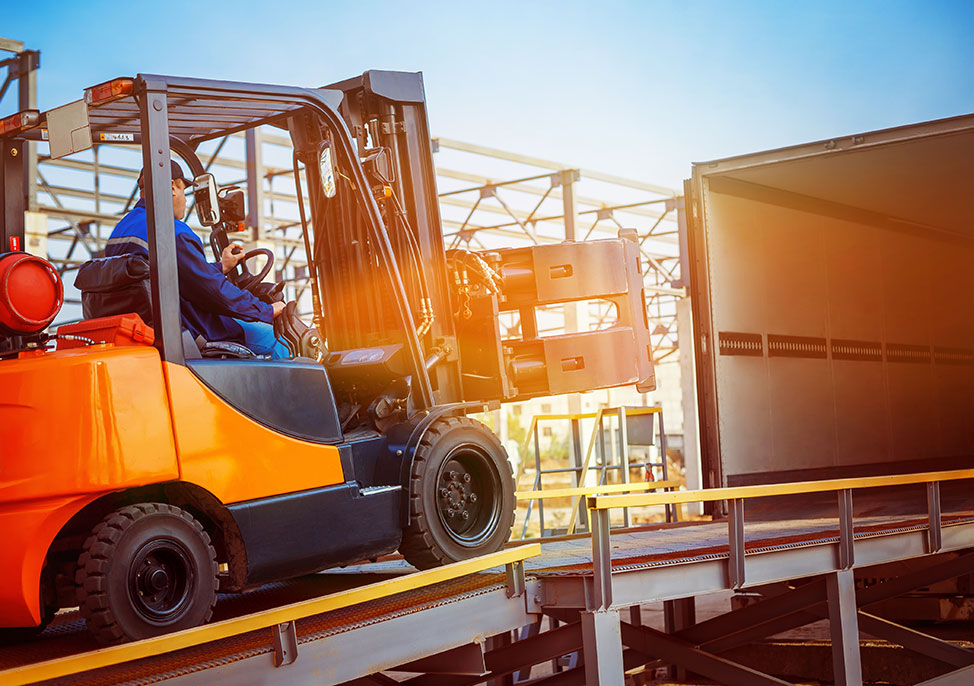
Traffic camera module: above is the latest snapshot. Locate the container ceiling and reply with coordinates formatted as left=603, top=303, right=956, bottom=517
left=698, top=114, right=974, bottom=237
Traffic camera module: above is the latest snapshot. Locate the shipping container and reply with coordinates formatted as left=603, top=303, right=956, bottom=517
left=684, top=114, right=974, bottom=488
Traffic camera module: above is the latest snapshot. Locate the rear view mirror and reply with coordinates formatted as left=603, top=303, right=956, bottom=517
left=318, top=142, right=337, bottom=198
left=218, top=187, right=247, bottom=224
left=362, top=147, right=395, bottom=185
left=194, top=173, right=221, bottom=226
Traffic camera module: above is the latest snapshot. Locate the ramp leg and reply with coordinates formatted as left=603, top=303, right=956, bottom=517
left=581, top=609, right=624, bottom=686
left=664, top=597, right=696, bottom=680
left=826, top=570, right=863, bottom=686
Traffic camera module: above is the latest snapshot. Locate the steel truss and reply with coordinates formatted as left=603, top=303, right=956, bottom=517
left=9, top=112, right=683, bottom=360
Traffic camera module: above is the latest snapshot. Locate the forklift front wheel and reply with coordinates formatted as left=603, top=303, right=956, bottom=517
left=75, top=503, right=219, bottom=645
left=400, top=417, right=515, bottom=569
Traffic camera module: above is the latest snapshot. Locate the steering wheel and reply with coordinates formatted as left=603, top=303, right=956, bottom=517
left=231, top=247, right=275, bottom=291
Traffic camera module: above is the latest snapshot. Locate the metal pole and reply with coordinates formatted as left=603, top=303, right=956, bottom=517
left=838, top=489, right=855, bottom=570
left=245, top=127, right=264, bottom=241
left=927, top=481, right=943, bottom=554
left=591, top=507, right=613, bottom=611
left=92, top=144, right=101, bottom=251
left=826, top=569, right=864, bottom=686
left=728, top=498, right=746, bottom=589
left=617, top=407, right=630, bottom=527
left=570, top=417, right=588, bottom=532
left=139, top=79, right=184, bottom=365
left=580, top=610, right=624, bottom=686
left=17, top=49, right=38, bottom=213
left=534, top=422, right=545, bottom=537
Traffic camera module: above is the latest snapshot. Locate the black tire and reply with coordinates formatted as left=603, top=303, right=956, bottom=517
left=75, top=503, right=218, bottom=645
left=400, top=417, right=515, bottom=569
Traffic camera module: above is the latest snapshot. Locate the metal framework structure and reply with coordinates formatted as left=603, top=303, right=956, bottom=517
left=2, top=471, right=973, bottom=685
left=0, top=44, right=684, bottom=361
left=30, top=131, right=683, bottom=360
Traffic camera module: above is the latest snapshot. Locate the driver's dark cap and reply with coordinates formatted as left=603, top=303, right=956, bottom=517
left=137, top=160, right=191, bottom=188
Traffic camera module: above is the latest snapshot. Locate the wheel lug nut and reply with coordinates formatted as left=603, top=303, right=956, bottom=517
left=448, top=470, right=457, bottom=481
left=439, top=488, right=448, bottom=497
left=461, top=510, right=470, bottom=520
left=463, top=473, right=471, bottom=483
left=469, top=493, right=477, bottom=503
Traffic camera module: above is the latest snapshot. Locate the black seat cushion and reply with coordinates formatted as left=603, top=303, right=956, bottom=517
left=75, top=254, right=257, bottom=359
left=201, top=341, right=257, bottom=359
left=75, top=255, right=152, bottom=324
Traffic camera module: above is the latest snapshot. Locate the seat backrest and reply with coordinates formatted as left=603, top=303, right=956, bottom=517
left=74, top=255, right=153, bottom=324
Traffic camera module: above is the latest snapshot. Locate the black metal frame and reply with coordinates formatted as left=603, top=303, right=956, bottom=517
left=99, top=73, right=436, bottom=409
left=0, top=41, right=37, bottom=252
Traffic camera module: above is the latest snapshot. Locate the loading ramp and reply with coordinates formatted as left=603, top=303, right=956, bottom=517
left=2, top=470, right=973, bottom=686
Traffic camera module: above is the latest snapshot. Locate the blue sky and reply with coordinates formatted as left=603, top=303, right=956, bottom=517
left=3, top=0, right=972, bottom=188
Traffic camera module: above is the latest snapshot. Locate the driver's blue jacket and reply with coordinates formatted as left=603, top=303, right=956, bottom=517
left=105, top=199, right=273, bottom=343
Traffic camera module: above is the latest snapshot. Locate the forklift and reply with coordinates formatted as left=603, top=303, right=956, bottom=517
left=0, top=71, right=655, bottom=644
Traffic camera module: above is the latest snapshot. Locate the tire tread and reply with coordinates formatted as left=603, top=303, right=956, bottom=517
left=75, top=503, right=218, bottom=646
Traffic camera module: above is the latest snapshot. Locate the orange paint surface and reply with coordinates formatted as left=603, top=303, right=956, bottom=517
left=0, top=346, right=179, bottom=626
left=0, top=346, right=179, bottom=505
left=0, top=493, right=103, bottom=626
left=164, top=363, right=344, bottom=504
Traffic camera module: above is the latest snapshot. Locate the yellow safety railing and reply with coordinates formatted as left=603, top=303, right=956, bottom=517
left=585, top=468, right=974, bottom=611
left=0, top=544, right=541, bottom=686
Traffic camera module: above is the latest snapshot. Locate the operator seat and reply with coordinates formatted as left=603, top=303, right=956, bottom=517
left=74, top=254, right=258, bottom=359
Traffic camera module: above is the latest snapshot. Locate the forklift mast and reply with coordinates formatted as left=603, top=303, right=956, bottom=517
left=323, top=71, right=461, bottom=404
left=319, top=72, right=655, bottom=406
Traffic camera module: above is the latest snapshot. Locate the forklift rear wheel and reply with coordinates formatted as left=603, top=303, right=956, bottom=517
left=400, top=417, right=515, bottom=569
left=75, top=503, right=219, bottom=645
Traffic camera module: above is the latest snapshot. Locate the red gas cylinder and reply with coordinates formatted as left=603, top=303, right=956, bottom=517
left=0, top=252, right=64, bottom=335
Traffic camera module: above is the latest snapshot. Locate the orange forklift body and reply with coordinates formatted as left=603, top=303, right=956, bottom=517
left=0, top=345, right=343, bottom=625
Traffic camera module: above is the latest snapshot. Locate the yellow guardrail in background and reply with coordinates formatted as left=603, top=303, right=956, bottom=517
left=585, top=468, right=974, bottom=611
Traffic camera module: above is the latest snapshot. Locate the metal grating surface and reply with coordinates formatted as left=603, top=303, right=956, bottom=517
left=42, top=574, right=505, bottom=686
left=525, top=512, right=974, bottom=576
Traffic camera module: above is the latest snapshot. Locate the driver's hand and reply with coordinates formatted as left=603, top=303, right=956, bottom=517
left=272, top=301, right=286, bottom=319
left=220, top=243, right=247, bottom=275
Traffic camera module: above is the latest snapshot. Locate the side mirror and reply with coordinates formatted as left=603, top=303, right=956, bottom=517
left=218, top=187, right=247, bottom=224
left=194, top=173, right=221, bottom=226
left=318, top=141, right=337, bottom=199
left=362, top=147, right=395, bottom=185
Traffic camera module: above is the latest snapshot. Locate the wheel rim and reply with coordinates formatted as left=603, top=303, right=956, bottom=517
left=127, top=538, right=196, bottom=625
left=435, top=444, right=503, bottom=547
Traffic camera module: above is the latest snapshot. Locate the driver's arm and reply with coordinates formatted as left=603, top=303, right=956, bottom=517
left=174, top=230, right=275, bottom=323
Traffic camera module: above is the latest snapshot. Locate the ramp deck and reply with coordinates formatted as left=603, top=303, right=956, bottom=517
left=2, top=479, right=973, bottom=685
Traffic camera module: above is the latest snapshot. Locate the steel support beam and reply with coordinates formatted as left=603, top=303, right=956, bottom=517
left=619, top=622, right=792, bottom=686
left=856, top=612, right=974, bottom=668
left=16, top=48, right=37, bottom=212
left=139, top=79, right=184, bottom=365
left=581, top=610, right=624, bottom=686
left=664, top=596, right=696, bottom=680
left=245, top=127, right=264, bottom=240
left=826, top=570, right=863, bottom=686
left=402, top=621, right=583, bottom=686
left=915, top=664, right=974, bottom=686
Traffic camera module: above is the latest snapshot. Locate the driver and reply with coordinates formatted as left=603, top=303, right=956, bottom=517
left=104, top=160, right=289, bottom=358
